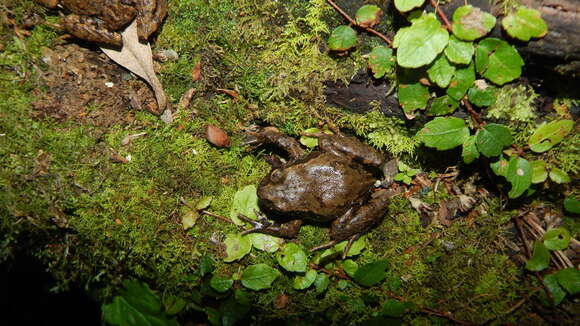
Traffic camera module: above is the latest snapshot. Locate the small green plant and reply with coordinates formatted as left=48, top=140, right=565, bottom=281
left=524, top=228, right=579, bottom=306
left=102, top=280, right=181, bottom=326
left=394, top=161, right=419, bottom=185
left=325, top=1, right=567, bottom=199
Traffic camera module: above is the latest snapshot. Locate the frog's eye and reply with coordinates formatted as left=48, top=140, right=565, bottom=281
left=270, top=169, right=283, bottom=182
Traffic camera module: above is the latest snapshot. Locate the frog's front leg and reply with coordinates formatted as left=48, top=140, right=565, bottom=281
left=61, top=14, right=123, bottom=46
left=136, top=0, right=168, bottom=41
left=329, top=188, right=392, bottom=242
left=244, top=127, right=306, bottom=160
left=240, top=214, right=303, bottom=238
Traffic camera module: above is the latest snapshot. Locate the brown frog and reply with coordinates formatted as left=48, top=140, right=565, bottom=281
left=242, top=127, right=393, bottom=251
left=36, top=0, right=167, bottom=46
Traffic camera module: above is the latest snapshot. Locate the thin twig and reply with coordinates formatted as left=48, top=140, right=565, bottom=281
left=480, top=288, right=540, bottom=325
left=386, top=292, right=476, bottom=325
left=462, top=99, right=483, bottom=127
left=325, top=0, right=392, bottom=45
left=429, top=0, right=452, bottom=31
left=200, top=210, right=236, bottom=224
left=179, top=196, right=236, bottom=224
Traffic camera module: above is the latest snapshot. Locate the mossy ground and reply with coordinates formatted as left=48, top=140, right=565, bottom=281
left=0, top=0, right=577, bottom=325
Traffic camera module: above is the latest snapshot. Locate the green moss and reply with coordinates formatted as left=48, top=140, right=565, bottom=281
left=484, top=85, right=538, bottom=147
left=336, top=110, right=420, bottom=156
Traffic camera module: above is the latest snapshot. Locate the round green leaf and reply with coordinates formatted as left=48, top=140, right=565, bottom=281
left=416, top=117, right=469, bottom=151
left=396, top=13, right=449, bottom=68
left=427, top=95, right=459, bottom=116
left=342, top=259, right=359, bottom=278
left=198, top=255, right=215, bottom=277
left=368, top=46, right=395, bottom=78
left=195, top=196, right=213, bottom=210
left=247, top=233, right=284, bottom=253
left=381, top=299, right=413, bottom=317
left=502, top=6, right=548, bottom=41
left=314, top=273, right=330, bottom=294
left=333, top=236, right=366, bottom=257
left=328, top=25, right=357, bottom=51
left=506, top=156, right=532, bottom=198
left=447, top=62, right=475, bottom=100
left=444, top=35, right=474, bottom=65
left=564, top=196, right=580, bottom=214
left=554, top=267, right=580, bottom=295
left=210, top=275, right=233, bottom=293
left=164, top=295, right=187, bottom=315
left=468, top=86, right=496, bottom=107
left=241, top=264, right=280, bottom=291
left=529, top=120, right=574, bottom=153
left=224, top=233, right=252, bottom=262
left=462, top=135, right=480, bottom=164
left=549, top=168, right=570, bottom=184
left=475, top=123, right=513, bottom=157
left=293, top=269, right=317, bottom=290
left=353, top=259, right=389, bottom=287
left=452, top=5, right=496, bottom=41
left=525, top=241, right=550, bottom=272
left=427, top=55, right=455, bottom=88
left=229, top=185, right=259, bottom=225
left=543, top=228, right=571, bottom=250
left=277, top=243, right=308, bottom=272
left=490, top=158, right=508, bottom=177
left=530, top=160, right=548, bottom=184
left=355, top=5, right=382, bottom=28
left=475, top=38, right=523, bottom=85
left=543, top=274, right=567, bottom=306
left=394, top=0, right=426, bottom=13
left=337, top=280, right=349, bottom=290
left=181, top=207, right=199, bottom=231
left=398, top=82, right=430, bottom=112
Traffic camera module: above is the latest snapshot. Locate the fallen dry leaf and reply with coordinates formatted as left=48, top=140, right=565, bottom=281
left=438, top=200, right=452, bottom=227
left=217, top=88, right=239, bottom=98
left=33, top=150, right=52, bottom=176
left=178, top=88, right=196, bottom=110
left=153, top=49, right=178, bottom=62
left=110, top=153, right=130, bottom=164
left=121, top=132, right=147, bottom=146
left=274, top=293, right=289, bottom=309
left=205, top=125, right=231, bottom=148
left=100, top=20, right=172, bottom=123
left=191, top=62, right=202, bottom=82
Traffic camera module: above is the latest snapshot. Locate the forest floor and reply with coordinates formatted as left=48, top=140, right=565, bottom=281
left=0, top=0, right=578, bottom=325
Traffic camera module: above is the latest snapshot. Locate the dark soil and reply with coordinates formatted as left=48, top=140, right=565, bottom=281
left=32, top=43, right=159, bottom=126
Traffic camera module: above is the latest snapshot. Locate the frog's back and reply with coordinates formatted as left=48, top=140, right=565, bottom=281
left=258, top=152, right=374, bottom=221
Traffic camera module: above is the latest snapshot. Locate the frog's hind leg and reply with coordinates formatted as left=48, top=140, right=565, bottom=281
left=61, top=15, right=122, bottom=46
left=136, top=0, right=168, bottom=41
left=239, top=213, right=303, bottom=238
left=329, top=188, right=392, bottom=243
left=244, top=127, right=306, bottom=160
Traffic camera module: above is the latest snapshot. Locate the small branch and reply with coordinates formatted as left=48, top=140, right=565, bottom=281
left=366, top=27, right=393, bottom=46
left=309, top=263, right=349, bottom=279
left=325, top=0, right=392, bottom=45
left=480, top=288, right=540, bottom=324
left=179, top=196, right=236, bottom=224
left=325, top=0, right=356, bottom=25
left=201, top=210, right=237, bottom=225
left=429, top=0, right=452, bottom=32
left=386, top=292, right=476, bottom=325
left=462, top=99, right=483, bottom=128
left=421, top=307, right=475, bottom=325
